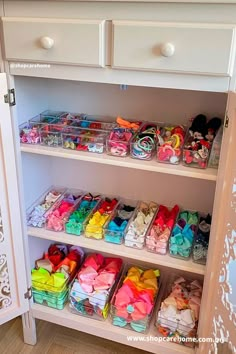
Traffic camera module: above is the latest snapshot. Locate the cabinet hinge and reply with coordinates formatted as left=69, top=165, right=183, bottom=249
left=224, top=113, right=229, bottom=128
left=24, top=287, right=32, bottom=300
left=4, top=88, right=16, bottom=106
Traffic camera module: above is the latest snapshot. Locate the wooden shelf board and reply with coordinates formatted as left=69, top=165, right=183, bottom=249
left=21, top=144, right=217, bottom=181
left=28, top=227, right=205, bottom=275
left=32, top=303, right=194, bottom=354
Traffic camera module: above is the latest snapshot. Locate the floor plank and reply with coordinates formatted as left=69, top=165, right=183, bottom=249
left=0, top=317, right=149, bottom=354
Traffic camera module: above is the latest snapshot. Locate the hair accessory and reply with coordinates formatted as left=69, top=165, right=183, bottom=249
left=116, top=116, right=141, bottom=131
left=84, top=198, right=119, bottom=239
left=65, top=194, right=101, bottom=236
left=156, top=277, right=203, bottom=343
left=193, top=214, right=211, bottom=264
left=169, top=210, right=199, bottom=259
left=107, top=128, right=133, bottom=157
left=146, top=205, right=179, bottom=254
left=46, top=191, right=83, bottom=232
left=69, top=253, right=122, bottom=319
left=183, top=114, right=221, bottom=169
left=157, top=125, right=185, bottom=164
left=124, top=201, right=158, bottom=249
left=131, top=123, right=158, bottom=160
left=112, top=266, right=160, bottom=333
left=27, top=189, right=64, bottom=228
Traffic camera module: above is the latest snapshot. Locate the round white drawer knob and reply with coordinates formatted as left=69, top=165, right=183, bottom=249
left=40, top=36, right=54, bottom=50
left=160, top=43, right=175, bottom=57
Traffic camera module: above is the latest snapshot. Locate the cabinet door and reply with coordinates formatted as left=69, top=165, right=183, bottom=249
left=0, top=73, right=29, bottom=324
left=197, top=92, right=236, bottom=353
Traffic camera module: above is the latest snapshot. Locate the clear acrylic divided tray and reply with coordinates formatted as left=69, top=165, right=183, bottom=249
left=69, top=255, right=123, bottom=320
left=130, top=122, right=160, bottom=161
left=124, top=200, right=158, bottom=249
left=103, top=198, right=138, bottom=244
left=110, top=264, right=161, bottom=333
left=62, top=127, right=108, bottom=154
left=83, top=196, right=120, bottom=239
left=71, top=114, right=117, bottom=131
left=156, top=124, right=186, bottom=165
left=155, top=273, right=203, bottom=347
left=65, top=193, right=102, bottom=236
left=146, top=205, right=179, bottom=255
left=26, top=186, right=66, bottom=228
left=168, top=210, right=199, bottom=260
left=45, top=189, right=84, bottom=232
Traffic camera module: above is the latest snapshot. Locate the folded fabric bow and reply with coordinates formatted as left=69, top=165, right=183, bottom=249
left=158, top=304, right=195, bottom=335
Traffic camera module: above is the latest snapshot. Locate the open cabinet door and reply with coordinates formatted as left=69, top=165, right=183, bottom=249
left=0, top=73, right=29, bottom=324
left=197, top=92, right=236, bottom=354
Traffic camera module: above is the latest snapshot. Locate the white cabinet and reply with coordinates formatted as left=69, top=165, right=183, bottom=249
left=0, top=1, right=235, bottom=354
left=112, top=21, right=236, bottom=76
left=2, top=17, right=106, bottom=67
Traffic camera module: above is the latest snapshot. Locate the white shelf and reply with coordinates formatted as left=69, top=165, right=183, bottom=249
left=21, top=144, right=217, bottom=181
left=28, top=227, right=205, bottom=275
left=32, top=303, right=194, bottom=354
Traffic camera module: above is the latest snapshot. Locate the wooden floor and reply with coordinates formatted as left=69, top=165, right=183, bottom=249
left=0, top=317, right=149, bottom=354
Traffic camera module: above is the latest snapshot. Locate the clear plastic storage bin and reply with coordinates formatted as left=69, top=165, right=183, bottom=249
left=169, top=210, right=199, bottom=260
left=71, top=115, right=117, bottom=131
left=146, top=205, right=179, bottom=255
left=124, top=201, right=158, bottom=249
left=182, top=129, right=212, bottom=169
left=110, top=264, right=160, bottom=333
left=83, top=197, right=119, bottom=239
left=65, top=193, right=102, bottom=236
left=156, top=125, right=186, bottom=165
left=62, top=127, right=108, bottom=154
left=19, top=121, right=41, bottom=144
left=26, top=186, right=66, bottom=228
left=32, top=278, right=70, bottom=310
left=103, top=198, right=138, bottom=244
left=60, top=112, right=86, bottom=121
left=130, top=122, right=159, bottom=161
left=208, top=126, right=223, bottom=168
left=40, top=124, right=63, bottom=147
left=19, top=114, right=60, bottom=144
left=192, top=213, right=211, bottom=265
left=40, top=110, right=67, bottom=121
left=69, top=254, right=123, bottom=320
left=156, top=274, right=203, bottom=347
left=106, top=128, right=133, bottom=157
left=32, top=244, right=83, bottom=310
left=45, top=189, right=84, bottom=232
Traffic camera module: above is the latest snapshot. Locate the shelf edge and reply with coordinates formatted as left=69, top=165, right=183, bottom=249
left=32, top=304, right=194, bottom=354
left=28, top=227, right=205, bottom=276
left=21, top=145, right=217, bottom=181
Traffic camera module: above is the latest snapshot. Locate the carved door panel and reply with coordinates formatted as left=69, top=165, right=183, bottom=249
left=197, top=92, right=236, bottom=354
left=0, top=73, right=29, bottom=324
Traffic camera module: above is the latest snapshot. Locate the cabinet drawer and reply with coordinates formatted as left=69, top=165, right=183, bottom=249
left=2, top=17, right=106, bottom=67
left=112, top=21, right=236, bottom=76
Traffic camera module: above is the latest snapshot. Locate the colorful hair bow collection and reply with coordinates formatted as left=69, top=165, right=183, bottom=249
left=111, top=266, right=160, bottom=332
left=146, top=205, right=179, bottom=254
left=156, top=277, right=202, bottom=344
left=169, top=211, right=199, bottom=259
left=31, top=244, right=84, bottom=309
left=124, top=201, right=158, bottom=249
left=84, top=198, right=119, bottom=239
left=27, top=188, right=65, bottom=228
left=65, top=194, right=102, bottom=236
left=69, top=253, right=122, bottom=319
left=45, top=191, right=83, bottom=232
left=32, top=244, right=203, bottom=344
